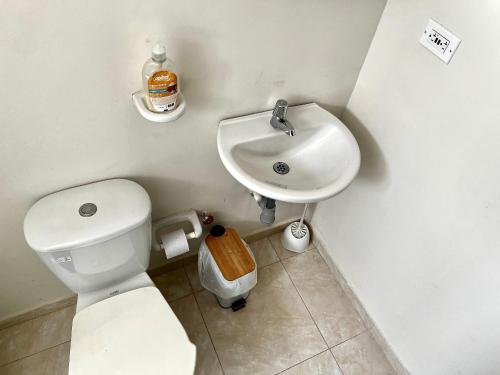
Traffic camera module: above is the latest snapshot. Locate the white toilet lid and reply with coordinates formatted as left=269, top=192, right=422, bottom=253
left=69, top=287, right=196, bottom=375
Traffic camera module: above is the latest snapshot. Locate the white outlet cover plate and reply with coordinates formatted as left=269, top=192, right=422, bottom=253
left=420, top=19, right=461, bottom=64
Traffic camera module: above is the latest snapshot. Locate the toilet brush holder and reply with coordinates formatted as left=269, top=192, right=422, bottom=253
left=281, top=221, right=310, bottom=253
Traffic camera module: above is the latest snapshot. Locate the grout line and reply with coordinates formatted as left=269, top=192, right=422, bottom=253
left=279, top=249, right=366, bottom=375
left=182, top=263, right=197, bottom=294
left=274, top=349, right=330, bottom=374
left=280, top=246, right=370, bottom=347
left=0, top=225, right=282, bottom=333
left=251, top=237, right=280, bottom=269
left=313, top=230, right=406, bottom=374
left=265, top=241, right=281, bottom=265
left=279, top=257, right=329, bottom=349
left=194, top=257, right=325, bottom=375
left=147, top=254, right=198, bottom=278
left=157, top=267, right=196, bottom=303
left=0, top=303, right=76, bottom=333
left=0, top=339, right=70, bottom=368
left=253, top=257, right=281, bottom=272
left=182, top=266, right=196, bottom=295
left=259, top=259, right=280, bottom=269
left=267, top=236, right=299, bottom=262
left=166, top=292, right=194, bottom=304
left=192, top=291, right=227, bottom=375
left=329, top=328, right=369, bottom=350
left=172, top=235, right=343, bottom=375
left=330, top=350, right=346, bottom=375
left=165, top=291, right=194, bottom=303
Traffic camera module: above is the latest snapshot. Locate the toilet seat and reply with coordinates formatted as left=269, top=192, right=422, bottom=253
left=69, top=287, right=196, bottom=375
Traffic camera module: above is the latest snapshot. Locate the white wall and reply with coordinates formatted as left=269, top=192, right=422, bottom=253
left=0, top=1, right=386, bottom=320
left=313, top=0, right=500, bottom=373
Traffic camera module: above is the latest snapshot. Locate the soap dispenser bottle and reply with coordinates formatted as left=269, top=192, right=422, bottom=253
left=142, top=43, right=179, bottom=113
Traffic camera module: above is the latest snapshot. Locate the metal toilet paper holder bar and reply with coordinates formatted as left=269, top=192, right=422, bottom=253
left=152, top=209, right=203, bottom=252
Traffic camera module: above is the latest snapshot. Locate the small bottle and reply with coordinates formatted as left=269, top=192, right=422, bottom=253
left=142, top=43, right=179, bottom=113
left=200, top=211, right=215, bottom=225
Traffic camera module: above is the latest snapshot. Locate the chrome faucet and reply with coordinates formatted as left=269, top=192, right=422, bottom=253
left=270, top=99, right=296, bottom=136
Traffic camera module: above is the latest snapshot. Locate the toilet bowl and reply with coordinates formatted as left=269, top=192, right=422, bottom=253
left=23, top=179, right=196, bottom=374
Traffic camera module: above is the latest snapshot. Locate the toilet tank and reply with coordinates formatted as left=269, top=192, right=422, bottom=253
left=23, top=179, right=152, bottom=294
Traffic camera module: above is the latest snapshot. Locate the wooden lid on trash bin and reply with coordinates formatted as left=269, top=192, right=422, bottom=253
left=205, top=226, right=255, bottom=281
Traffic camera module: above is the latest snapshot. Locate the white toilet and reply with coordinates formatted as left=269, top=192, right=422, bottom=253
left=23, top=179, right=196, bottom=375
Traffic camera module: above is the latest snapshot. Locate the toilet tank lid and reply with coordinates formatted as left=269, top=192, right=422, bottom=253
left=24, top=179, right=151, bottom=253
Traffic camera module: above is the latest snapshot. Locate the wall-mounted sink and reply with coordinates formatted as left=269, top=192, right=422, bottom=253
left=217, top=103, right=361, bottom=204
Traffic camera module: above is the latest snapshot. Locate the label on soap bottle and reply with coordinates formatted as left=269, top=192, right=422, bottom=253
left=148, top=70, right=178, bottom=112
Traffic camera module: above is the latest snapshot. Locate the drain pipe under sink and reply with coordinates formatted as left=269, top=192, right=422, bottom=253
left=252, top=192, right=276, bottom=226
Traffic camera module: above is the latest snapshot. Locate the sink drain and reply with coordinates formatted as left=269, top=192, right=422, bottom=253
left=273, top=162, right=290, bottom=175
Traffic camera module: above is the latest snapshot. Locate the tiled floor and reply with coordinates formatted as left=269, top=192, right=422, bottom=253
left=0, top=235, right=397, bottom=375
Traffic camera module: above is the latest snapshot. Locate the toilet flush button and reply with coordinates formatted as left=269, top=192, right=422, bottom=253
left=79, top=203, right=97, bottom=217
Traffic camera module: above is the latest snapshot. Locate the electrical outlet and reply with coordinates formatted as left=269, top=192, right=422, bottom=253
left=419, top=19, right=461, bottom=64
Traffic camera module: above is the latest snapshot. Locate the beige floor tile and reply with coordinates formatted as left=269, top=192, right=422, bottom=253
left=185, top=262, right=204, bottom=292
left=248, top=237, right=279, bottom=268
left=0, top=342, right=70, bottom=375
left=0, top=306, right=75, bottom=366
left=269, top=233, right=314, bottom=260
left=280, top=350, right=343, bottom=375
left=196, top=262, right=327, bottom=375
left=282, top=250, right=365, bottom=347
left=170, top=295, right=223, bottom=375
left=331, top=331, right=396, bottom=375
left=0, top=296, right=77, bottom=331
left=152, top=267, right=193, bottom=302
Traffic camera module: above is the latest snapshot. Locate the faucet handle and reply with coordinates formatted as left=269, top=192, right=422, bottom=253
left=273, top=99, right=288, bottom=120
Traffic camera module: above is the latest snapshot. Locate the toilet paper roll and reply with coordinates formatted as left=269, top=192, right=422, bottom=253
left=161, top=229, right=189, bottom=259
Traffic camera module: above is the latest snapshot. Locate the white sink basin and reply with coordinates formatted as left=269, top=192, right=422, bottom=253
left=217, top=103, right=361, bottom=203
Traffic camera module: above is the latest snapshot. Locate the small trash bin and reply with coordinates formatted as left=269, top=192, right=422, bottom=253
left=198, top=225, right=257, bottom=310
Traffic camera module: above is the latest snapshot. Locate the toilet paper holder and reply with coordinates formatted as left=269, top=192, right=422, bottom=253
left=152, top=209, right=203, bottom=252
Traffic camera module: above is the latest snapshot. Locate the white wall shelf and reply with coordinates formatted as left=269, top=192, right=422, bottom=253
left=132, top=90, right=186, bottom=123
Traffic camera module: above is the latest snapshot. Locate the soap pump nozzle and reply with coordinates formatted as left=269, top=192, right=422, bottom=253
left=151, top=43, right=166, bottom=63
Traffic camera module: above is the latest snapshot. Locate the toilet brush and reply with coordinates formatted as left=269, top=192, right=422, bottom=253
left=281, top=204, right=310, bottom=252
